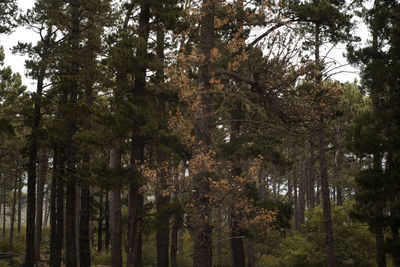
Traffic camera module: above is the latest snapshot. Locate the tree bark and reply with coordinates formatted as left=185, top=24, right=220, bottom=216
left=64, top=2, right=80, bottom=266
left=9, top=149, right=19, bottom=250
left=105, top=190, right=110, bottom=251
left=318, top=127, right=337, bottom=267
left=191, top=1, right=215, bottom=266
left=110, top=149, right=122, bottom=267
left=247, top=239, right=255, bottom=267
left=24, top=23, right=53, bottom=267
left=154, top=21, right=171, bottom=267
left=3, top=169, right=6, bottom=239
left=126, top=1, right=150, bottom=266
left=50, top=148, right=59, bottom=267
left=170, top=210, right=181, bottom=267
left=35, top=149, right=48, bottom=262
left=17, top=167, right=22, bottom=234
left=98, top=190, right=103, bottom=253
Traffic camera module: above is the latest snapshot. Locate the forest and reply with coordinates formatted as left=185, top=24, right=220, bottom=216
left=0, top=0, right=399, bottom=266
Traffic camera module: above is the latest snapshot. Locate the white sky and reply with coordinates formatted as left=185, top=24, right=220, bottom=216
left=1, top=0, right=365, bottom=93
left=2, top=0, right=36, bottom=91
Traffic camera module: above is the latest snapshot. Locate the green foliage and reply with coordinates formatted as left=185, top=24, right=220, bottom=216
left=0, top=229, right=26, bottom=253
left=91, top=251, right=112, bottom=265
left=274, top=204, right=376, bottom=266
left=0, top=0, right=18, bottom=34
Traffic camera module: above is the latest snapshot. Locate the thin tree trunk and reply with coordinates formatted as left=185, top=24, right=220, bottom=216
left=65, top=2, right=80, bottom=266
left=17, top=168, right=22, bottom=234
left=298, top=160, right=305, bottom=226
left=50, top=148, right=59, bottom=267
left=126, top=1, right=150, bottom=266
left=192, top=1, right=215, bottom=266
left=319, top=127, right=337, bottom=267
left=80, top=184, right=90, bottom=267
left=391, top=228, right=400, bottom=267
left=35, top=149, right=48, bottom=262
left=170, top=210, right=181, bottom=267
left=110, top=149, right=122, bottom=267
left=9, top=149, right=20, bottom=249
left=155, top=22, right=171, bottom=267
left=44, top=197, right=50, bottom=227
left=3, top=170, right=6, bottom=239
left=105, top=190, right=110, bottom=251
left=98, top=190, right=103, bottom=253
left=247, top=239, right=255, bottom=267
left=375, top=226, right=386, bottom=267
left=75, top=186, right=81, bottom=266
left=24, top=23, right=53, bottom=267
left=55, top=150, right=65, bottom=267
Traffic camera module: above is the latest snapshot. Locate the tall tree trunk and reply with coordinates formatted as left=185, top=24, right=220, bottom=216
left=75, top=186, right=81, bottom=265
left=24, top=23, right=53, bottom=267
left=79, top=34, right=95, bottom=265
left=55, top=150, right=65, bottom=267
left=3, top=170, right=6, bottom=239
left=110, top=149, right=122, bottom=267
left=170, top=209, right=181, bottom=267
left=334, top=127, right=343, bottom=206
left=98, top=190, right=103, bottom=253
left=35, top=149, right=48, bottom=263
left=65, top=2, right=80, bottom=266
left=105, top=191, right=110, bottom=251
left=9, top=149, right=20, bottom=249
left=374, top=152, right=386, bottom=267
left=307, top=141, right=315, bottom=208
left=247, top=239, right=255, bottom=267
left=319, top=127, right=337, bottom=267
left=375, top=225, right=386, bottom=267
left=298, top=159, right=305, bottom=227
left=231, top=224, right=245, bottom=267
left=391, top=228, right=400, bottom=267
left=126, top=2, right=150, bottom=266
left=155, top=20, right=171, bottom=267
left=50, top=148, right=59, bottom=267
left=17, top=168, right=22, bottom=234
left=44, top=196, right=50, bottom=227
left=80, top=184, right=90, bottom=267
left=191, top=1, right=215, bottom=266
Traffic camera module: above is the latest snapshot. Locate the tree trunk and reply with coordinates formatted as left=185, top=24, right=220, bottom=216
left=50, top=148, right=59, bottom=267
left=298, top=160, right=305, bottom=227
left=55, top=150, right=65, bottom=267
left=307, top=142, right=315, bottom=208
left=154, top=18, right=171, bottom=267
left=231, top=225, right=245, bottom=267
left=318, top=127, right=337, bottom=267
left=98, top=190, right=103, bottom=253
left=3, top=170, right=6, bottom=239
left=110, top=149, right=122, bottom=267
left=105, top=191, right=110, bottom=251
left=391, top=228, right=400, bottom=267
left=65, top=2, right=80, bottom=266
left=375, top=226, right=386, bottom=267
left=9, top=149, right=19, bottom=250
left=126, top=2, right=150, bottom=266
left=44, top=197, right=50, bottom=227
left=35, top=149, right=48, bottom=262
left=192, top=1, right=215, bottom=266
left=247, top=239, right=255, bottom=267
left=170, top=210, right=181, bottom=267
left=24, top=23, right=53, bottom=267
left=17, top=168, right=22, bottom=234
left=75, top=186, right=81, bottom=265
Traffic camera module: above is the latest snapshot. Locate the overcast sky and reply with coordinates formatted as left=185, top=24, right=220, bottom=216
left=1, top=0, right=363, bottom=92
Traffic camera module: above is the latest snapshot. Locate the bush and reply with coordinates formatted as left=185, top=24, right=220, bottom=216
left=274, top=203, right=376, bottom=266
